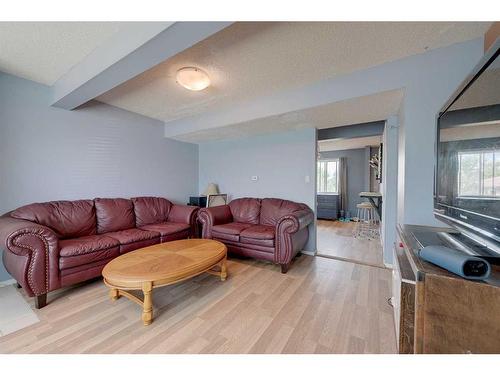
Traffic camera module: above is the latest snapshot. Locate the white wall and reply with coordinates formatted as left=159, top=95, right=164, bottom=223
left=381, top=116, right=399, bottom=265
left=396, top=41, right=484, bottom=225
left=0, top=72, right=199, bottom=281
left=198, top=128, right=317, bottom=251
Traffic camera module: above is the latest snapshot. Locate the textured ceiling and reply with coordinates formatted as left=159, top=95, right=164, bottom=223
left=319, top=136, right=382, bottom=152
left=451, top=66, right=500, bottom=111
left=97, top=22, right=490, bottom=123
left=0, top=22, right=127, bottom=85
left=174, top=90, right=403, bottom=143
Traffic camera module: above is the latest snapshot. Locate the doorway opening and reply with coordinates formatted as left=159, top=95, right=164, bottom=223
left=315, top=122, right=385, bottom=268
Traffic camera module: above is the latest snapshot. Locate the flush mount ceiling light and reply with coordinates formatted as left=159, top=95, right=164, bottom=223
left=176, top=67, right=210, bottom=91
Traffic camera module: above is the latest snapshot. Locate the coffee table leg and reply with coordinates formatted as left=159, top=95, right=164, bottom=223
left=220, top=256, right=227, bottom=281
left=109, top=288, right=120, bottom=301
left=142, top=281, right=153, bottom=326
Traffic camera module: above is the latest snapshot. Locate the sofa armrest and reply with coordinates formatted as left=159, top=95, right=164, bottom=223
left=275, top=208, right=314, bottom=265
left=0, top=215, right=59, bottom=297
left=277, top=209, right=314, bottom=233
left=198, top=205, right=233, bottom=239
left=167, top=204, right=199, bottom=237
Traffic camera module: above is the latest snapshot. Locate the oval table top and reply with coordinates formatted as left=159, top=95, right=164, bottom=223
left=102, top=239, right=227, bottom=289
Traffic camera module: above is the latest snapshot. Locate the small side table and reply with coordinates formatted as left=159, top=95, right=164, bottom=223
left=359, top=192, right=382, bottom=220
left=188, top=196, right=207, bottom=207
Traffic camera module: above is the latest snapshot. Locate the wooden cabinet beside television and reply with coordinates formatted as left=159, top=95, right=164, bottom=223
left=394, top=224, right=500, bottom=353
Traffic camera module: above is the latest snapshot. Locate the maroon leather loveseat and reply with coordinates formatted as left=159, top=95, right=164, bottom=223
left=198, top=198, right=313, bottom=273
left=0, top=197, right=198, bottom=308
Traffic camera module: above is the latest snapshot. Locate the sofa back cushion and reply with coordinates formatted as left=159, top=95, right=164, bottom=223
left=259, top=198, right=308, bottom=226
left=95, top=198, right=135, bottom=234
left=11, top=200, right=96, bottom=239
left=229, top=198, right=261, bottom=224
left=131, top=197, right=172, bottom=227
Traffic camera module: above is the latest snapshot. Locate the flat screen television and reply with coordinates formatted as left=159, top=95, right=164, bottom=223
left=435, top=39, right=500, bottom=258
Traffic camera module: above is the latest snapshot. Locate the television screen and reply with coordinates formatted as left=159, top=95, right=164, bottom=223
left=435, top=48, right=500, bottom=246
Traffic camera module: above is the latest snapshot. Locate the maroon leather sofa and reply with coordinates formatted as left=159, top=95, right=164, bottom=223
left=198, top=198, right=313, bottom=273
left=0, top=197, right=198, bottom=308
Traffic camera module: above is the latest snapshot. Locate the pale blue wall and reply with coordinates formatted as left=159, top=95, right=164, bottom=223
left=0, top=72, right=199, bottom=281
left=199, top=129, right=317, bottom=251
left=320, top=148, right=368, bottom=217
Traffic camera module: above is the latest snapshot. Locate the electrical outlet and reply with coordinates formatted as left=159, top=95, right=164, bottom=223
left=305, top=175, right=310, bottom=183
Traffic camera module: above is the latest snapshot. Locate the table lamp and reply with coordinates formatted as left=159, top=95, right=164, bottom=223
left=203, top=183, right=219, bottom=196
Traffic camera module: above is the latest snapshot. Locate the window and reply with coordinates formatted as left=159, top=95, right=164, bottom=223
left=317, top=159, right=339, bottom=194
left=458, top=150, right=500, bottom=197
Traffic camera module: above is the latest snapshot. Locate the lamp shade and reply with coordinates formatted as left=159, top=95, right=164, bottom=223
left=203, top=183, right=219, bottom=196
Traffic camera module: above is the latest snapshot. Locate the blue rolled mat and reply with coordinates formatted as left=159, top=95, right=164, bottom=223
left=419, top=245, right=491, bottom=280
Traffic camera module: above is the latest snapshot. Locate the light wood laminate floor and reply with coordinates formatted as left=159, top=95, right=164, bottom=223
left=317, top=220, right=384, bottom=268
left=0, top=255, right=396, bottom=354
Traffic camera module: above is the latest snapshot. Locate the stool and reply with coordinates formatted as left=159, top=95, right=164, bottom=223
left=353, top=202, right=379, bottom=240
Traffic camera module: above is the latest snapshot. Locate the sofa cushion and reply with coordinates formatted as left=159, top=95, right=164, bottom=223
left=60, top=258, right=113, bottom=278
left=119, top=238, right=160, bottom=254
left=59, top=234, right=120, bottom=257
left=105, top=228, right=161, bottom=254
left=223, top=240, right=276, bottom=255
left=95, top=198, right=135, bottom=234
left=131, top=197, right=172, bottom=227
left=104, top=228, right=160, bottom=245
left=212, top=232, right=239, bottom=242
left=59, top=247, right=120, bottom=270
left=11, top=200, right=96, bottom=239
left=259, top=198, right=307, bottom=226
left=229, top=198, right=261, bottom=224
left=212, top=222, right=253, bottom=242
left=212, top=222, right=253, bottom=236
left=140, top=222, right=190, bottom=237
left=240, top=225, right=275, bottom=247
left=141, top=222, right=190, bottom=243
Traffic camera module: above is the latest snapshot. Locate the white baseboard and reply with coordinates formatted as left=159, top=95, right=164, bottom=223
left=0, top=278, right=16, bottom=287
left=300, top=250, right=316, bottom=256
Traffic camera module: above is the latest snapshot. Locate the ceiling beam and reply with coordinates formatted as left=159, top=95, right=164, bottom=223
left=52, top=22, right=233, bottom=110
left=318, top=135, right=383, bottom=152
left=317, top=121, right=385, bottom=141
left=440, top=104, right=500, bottom=128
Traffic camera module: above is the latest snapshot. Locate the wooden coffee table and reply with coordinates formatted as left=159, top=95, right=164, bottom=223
left=102, top=239, right=227, bottom=326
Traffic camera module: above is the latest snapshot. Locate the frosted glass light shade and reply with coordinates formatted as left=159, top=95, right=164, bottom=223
left=203, top=183, right=219, bottom=196
left=176, top=67, right=210, bottom=91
